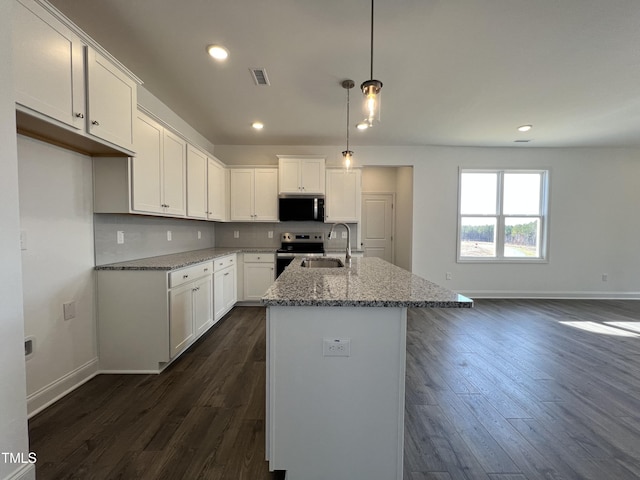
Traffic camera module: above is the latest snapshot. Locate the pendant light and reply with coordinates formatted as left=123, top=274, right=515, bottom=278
left=341, top=79, right=355, bottom=170
left=361, top=0, right=383, bottom=128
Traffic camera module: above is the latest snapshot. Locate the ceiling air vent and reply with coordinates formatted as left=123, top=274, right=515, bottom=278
left=250, top=68, right=270, bottom=86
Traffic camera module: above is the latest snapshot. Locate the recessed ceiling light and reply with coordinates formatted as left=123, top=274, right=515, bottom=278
left=356, top=122, right=369, bottom=131
left=207, top=44, right=229, bottom=60
left=517, top=124, right=532, bottom=132
left=252, top=122, right=264, bottom=130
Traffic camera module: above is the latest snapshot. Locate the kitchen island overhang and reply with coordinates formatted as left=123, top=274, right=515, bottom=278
left=262, top=257, right=472, bottom=480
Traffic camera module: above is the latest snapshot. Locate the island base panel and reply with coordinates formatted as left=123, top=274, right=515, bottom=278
left=267, top=305, right=406, bottom=480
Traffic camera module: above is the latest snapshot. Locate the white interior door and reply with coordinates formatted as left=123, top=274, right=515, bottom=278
left=361, top=194, right=394, bottom=263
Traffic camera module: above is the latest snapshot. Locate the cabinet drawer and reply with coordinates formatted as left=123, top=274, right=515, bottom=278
left=214, top=254, right=236, bottom=272
left=244, top=253, right=275, bottom=263
left=169, top=261, right=213, bottom=288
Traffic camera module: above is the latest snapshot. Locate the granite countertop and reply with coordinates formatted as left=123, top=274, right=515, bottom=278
left=262, top=256, right=473, bottom=308
left=95, top=247, right=275, bottom=271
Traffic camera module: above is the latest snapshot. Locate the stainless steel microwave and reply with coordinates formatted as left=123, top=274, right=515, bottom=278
left=278, top=196, right=325, bottom=222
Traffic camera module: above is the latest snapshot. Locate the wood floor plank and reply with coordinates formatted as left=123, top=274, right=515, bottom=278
left=29, top=300, right=640, bottom=479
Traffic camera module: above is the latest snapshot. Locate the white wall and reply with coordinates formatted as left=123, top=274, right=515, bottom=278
left=395, top=167, right=413, bottom=271
left=216, top=144, right=640, bottom=298
left=0, top=2, right=34, bottom=478
left=17, top=136, right=99, bottom=415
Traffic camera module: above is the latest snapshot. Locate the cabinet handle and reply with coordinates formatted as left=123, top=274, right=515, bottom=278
left=204, top=268, right=209, bottom=272
left=224, top=272, right=229, bottom=276
left=75, top=112, right=84, bottom=118
left=91, top=120, right=100, bottom=126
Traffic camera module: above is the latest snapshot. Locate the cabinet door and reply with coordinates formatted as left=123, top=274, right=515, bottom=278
left=162, top=129, right=187, bottom=217
left=187, top=145, right=208, bottom=219
left=13, top=0, right=85, bottom=130
left=278, top=157, right=301, bottom=193
left=300, top=158, right=325, bottom=194
left=131, top=113, right=163, bottom=214
left=169, top=284, right=194, bottom=358
left=229, top=169, right=255, bottom=221
left=193, top=275, right=213, bottom=335
left=244, top=263, right=275, bottom=301
left=254, top=169, right=278, bottom=221
left=222, top=266, right=237, bottom=311
left=86, top=47, right=136, bottom=151
left=325, top=169, right=362, bottom=223
left=207, top=159, right=226, bottom=221
left=214, top=269, right=226, bottom=320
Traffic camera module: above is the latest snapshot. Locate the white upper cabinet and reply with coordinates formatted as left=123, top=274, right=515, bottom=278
left=86, top=47, right=137, bottom=151
left=12, top=0, right=140, bottom=155
left=13, top=0, right=85, bottom=130
left=207, top=158, right=227, bottom=221
left=229, top=168, right=278, bottom=221
left=131, top=112, right=186, bottom=217
left=278, top=156, right=325, bottom=195
left=186, top=145, right=208, bottom=220
left=325, top=168, right=362, bottom=223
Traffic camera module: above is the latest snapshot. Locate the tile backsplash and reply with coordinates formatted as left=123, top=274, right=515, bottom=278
left=215, top=221, right=359, bottom=250
left=94, top=214, right=215, bottom=265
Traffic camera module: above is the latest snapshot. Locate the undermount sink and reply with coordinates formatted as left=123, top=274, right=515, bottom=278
left=300, top=257, right=345, bottom=268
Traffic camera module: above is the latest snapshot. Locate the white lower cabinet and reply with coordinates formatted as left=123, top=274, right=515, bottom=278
left=243, top=253, right=275, bottom=301
left=169, top=271, right=213, bottom=358
left=97, top=260, right=216, bottom=373
left=214, top=254, right=237, bottom=321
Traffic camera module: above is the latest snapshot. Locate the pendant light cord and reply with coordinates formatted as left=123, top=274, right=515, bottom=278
left=369, top=0, right=374, bottom=80
left=346, top=86, right=350, bottom=151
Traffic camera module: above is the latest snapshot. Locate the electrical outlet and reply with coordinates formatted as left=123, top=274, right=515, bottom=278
left=167, top=230, right=172, bottom=241
left=268, top=231, right=274, bottom=239
left=198, top=230, right=202, bottom=239
left=446, top=272, right=452, bottom=280
left=63, top=301, right=76, bottom=321
left=341, top=231, right=348, bottom=239
left=602, top=273, right=608, bottom=282
left=234, top=230, right=240, bottom=238
left=323, top=338, right=351, bottom=357
left=117, top=230, right=124, bottom=244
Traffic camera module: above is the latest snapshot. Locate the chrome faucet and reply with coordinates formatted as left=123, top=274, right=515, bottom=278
left=328, top=223, right=351, bottom=263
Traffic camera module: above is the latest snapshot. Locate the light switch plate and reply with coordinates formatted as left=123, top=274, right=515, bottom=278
left=117, top=230, right=124, bottom=244
left=167, top=230, right=172, bottom=241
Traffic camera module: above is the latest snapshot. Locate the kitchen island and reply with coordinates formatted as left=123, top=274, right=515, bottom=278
left=262, top=257, right=472, bottom=480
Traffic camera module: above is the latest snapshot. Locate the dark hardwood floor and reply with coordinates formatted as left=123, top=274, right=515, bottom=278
left=29, top=300, right=640, bottom=479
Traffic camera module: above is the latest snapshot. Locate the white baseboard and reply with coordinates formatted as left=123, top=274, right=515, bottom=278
left=4, top=462, right=35, bottom=480
left=461, top=290, right=640, bottom=300
left=27, top=358, right=99, bottom=418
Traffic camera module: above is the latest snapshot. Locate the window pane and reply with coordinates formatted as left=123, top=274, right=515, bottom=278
left=503, top=173, right=541, bottom=215
left=460, top=173, right=497, bottom=214
left=504, top=217, right=540, bottom=257
left=460, top=217, right=496, bottom=257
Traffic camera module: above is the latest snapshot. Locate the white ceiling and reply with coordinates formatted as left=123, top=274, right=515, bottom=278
left=48, top=0, right=640, bottom=148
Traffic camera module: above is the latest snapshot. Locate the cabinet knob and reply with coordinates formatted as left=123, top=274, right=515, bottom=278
left=75, top=112, right=84, bottom=118
left=91, top=120, right=100, bottom=126
left=183, top=274, right=189, bottom=279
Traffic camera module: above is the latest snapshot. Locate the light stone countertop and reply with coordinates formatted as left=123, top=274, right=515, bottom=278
left=95, top=247, right=275, bottom=271
left=262, top=256, right=473, bottom=308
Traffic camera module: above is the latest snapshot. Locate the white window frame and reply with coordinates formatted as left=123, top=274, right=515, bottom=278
left=457, top=168, right=549, bottom=263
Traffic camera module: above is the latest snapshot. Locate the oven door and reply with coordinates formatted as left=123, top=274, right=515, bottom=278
left=276, top=255, right=295, bottom=278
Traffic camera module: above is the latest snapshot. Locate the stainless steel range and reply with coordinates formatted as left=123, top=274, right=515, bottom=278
left=275, top=232, right=325, bottom=277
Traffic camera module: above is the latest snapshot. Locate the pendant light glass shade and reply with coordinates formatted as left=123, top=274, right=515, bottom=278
left=361, top=79, right=382, bottom=127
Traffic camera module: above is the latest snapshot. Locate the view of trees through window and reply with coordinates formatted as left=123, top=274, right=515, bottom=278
left=458, top=170, right=547, bottom=260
